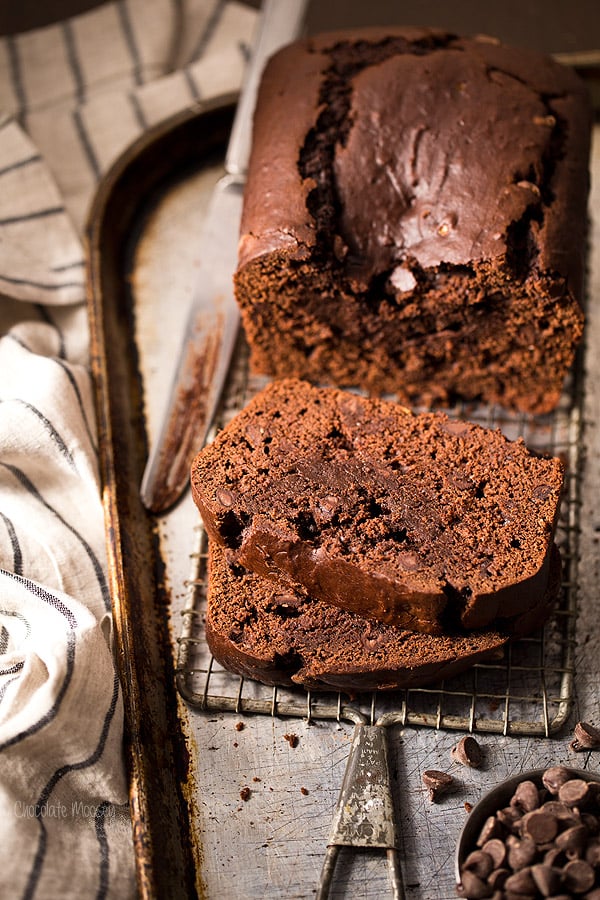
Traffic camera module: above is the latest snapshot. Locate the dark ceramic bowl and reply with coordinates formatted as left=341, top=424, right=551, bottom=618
left=455, top=766, right=600, bottom=889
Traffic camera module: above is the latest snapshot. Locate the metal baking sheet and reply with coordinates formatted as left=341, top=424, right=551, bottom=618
left=86, top=95, right=595, bottom=899
left=86, top=97, right=237, bottom=898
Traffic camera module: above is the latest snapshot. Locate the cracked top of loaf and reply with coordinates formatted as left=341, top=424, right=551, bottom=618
left=238, top=27, right=591, bottom=301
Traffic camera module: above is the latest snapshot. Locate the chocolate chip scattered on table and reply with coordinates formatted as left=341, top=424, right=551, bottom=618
left=571, top=721, right=600, bottom=752
left=423, top=770, right=455, bottom=802
left=452, top=736, right=484, bottom=768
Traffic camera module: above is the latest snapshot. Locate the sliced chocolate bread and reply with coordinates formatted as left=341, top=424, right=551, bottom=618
left=205, top=541, right=561, bottom=693
left=191, top=379, right=564, bottom=635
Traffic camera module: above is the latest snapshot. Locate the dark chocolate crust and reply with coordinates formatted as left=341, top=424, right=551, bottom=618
left=235, top=28, right=591, bottom=413
left=205, top=541, right=562, bottom=693
left=190, top=378, right=564, bottom=635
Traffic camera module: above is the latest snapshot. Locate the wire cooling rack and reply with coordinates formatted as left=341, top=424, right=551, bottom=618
left=175, top=339, right=583, bottom=737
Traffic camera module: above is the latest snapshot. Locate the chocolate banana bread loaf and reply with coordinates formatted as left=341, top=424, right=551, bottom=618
left=234, top=27, right=591, bottom=413
left=190, top=379, right=564, bottom=635
left=205, top=541, right=561, bottom=693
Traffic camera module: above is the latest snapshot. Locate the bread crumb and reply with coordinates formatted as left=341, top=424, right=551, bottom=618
left=235, top=721, right=244, bottom=732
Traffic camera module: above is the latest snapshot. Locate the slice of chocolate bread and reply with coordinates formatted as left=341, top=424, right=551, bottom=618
left=234, top=28, right=591, bottom=413
left=205, top=541, right=561, bottom=693
left=190, top=379, right=564, bottom=635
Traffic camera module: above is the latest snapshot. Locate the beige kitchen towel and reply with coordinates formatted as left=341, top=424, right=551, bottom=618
left=0, top=1, right=257, bottom=896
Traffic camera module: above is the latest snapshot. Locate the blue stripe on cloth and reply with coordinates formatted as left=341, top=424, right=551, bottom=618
left=0, top=274, right=84, bottom=292
left=189, top=0, right=227, bottom=62
left=117, top=1, right=143, bottom=86
left=4, top=335, right=96, bottom=451
left=0, top=155, right=41, bottom=177
left=0, top=466, right=111, bottom=612
left=1, top=400, right=76, bottom=470
left=0, top=512, right=23, bottom=575
left=94, top=801, right=112, bottom=900
left=22, top=669, right=120, bottom=900
left=0, top=207, right=65, bottom=226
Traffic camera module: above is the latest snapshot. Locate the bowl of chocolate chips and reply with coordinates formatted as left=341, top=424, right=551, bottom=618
left=455, top=765, right=600, bottom=898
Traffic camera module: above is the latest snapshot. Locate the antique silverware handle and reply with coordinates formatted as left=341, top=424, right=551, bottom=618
left=140, top=0, right=308, bottom=513
left=317, top=723, right=405, bottom=899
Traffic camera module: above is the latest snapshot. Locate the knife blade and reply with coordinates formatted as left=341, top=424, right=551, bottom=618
left=140, top=0, right=308, bottom=513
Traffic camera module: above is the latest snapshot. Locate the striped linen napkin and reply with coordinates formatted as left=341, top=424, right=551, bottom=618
left=0, top=1, right=257, bottom=896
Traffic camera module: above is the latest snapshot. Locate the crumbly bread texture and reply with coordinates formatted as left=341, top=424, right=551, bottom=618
left=205, top=541, right=561, bottom=693
left=191, top=378, right=564, bottom=635
left=234, top=28, right=591, bottom=414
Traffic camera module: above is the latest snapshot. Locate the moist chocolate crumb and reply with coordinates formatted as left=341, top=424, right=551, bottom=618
left=284, top=733, right=299, bottom=748
left=235, top=721, right=245, bottom=732
left=300, top=787, right=309, bottom=795
left=239, top=787, right=251, bottom=802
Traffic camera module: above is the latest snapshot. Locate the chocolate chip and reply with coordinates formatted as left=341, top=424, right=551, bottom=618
left=481, top=838, right=506, bottom=868
left=422, top=769, right=454, bottom=802
left=315, top=494, right=341, bottom=521
left=216, top=488, right=235, bottom=507
left=542, top=799, right=581, bottom=826
left=497, top=805, right=523, bottom=833
left=558, top=778, right=591, bottom=808
left=521, top=808, right=559, bottom=844
left=542, top=765, right=573, bottom=795
left=452, top=736, right=484, bottom=768
left=531, top=483, right=554, bottom=501
left=530, top=863, right=562, bottom=897
left=581, top=812, right=600, bottom=835
left=555, top=823, right=588, bottom=856
left=562, top=858, right=596, bottom=893
left=457, top=869, right=493, bottom=898
left=463, top=850, right=494, bottom=879
left=504, top=867, right=537, bottom=895
left=511, top=780, right=541, bottom=812
left=570, top=720, right=600, bottom=751
left=477, top=815, right=503, bottom=847
left=507, top=835, right=537, bottom=870
left=585, top=837, right=600, bottom=865
left=487, top=867, right=509, bottom=891
left=543, top=845, right=565, bottom=867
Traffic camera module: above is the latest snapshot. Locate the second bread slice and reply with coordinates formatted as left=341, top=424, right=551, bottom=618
left=191, top=378, right=563, bottom=635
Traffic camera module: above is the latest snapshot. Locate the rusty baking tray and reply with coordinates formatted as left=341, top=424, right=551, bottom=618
left=86, top=96, right=238, bottom=899
left=86, top=95, right=587, bottom=898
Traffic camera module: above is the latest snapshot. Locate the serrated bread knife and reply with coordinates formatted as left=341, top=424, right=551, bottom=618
left=140, top=0, right=308, bottom=513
